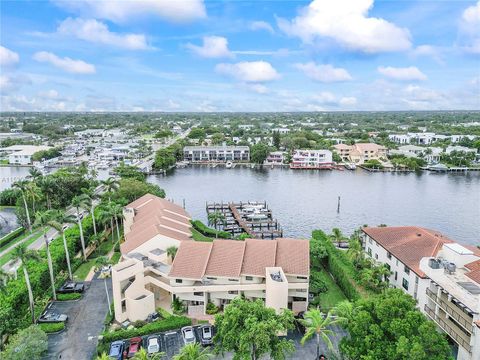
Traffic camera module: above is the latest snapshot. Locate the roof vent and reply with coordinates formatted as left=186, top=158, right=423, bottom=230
left=417, top=233, right=421, bottom=237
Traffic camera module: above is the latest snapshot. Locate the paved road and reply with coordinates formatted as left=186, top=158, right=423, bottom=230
left=43, top=275, right=113, bottom=360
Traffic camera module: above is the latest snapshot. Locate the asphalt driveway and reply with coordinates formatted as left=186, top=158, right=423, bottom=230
left=43, top=276, right=112, bottom=360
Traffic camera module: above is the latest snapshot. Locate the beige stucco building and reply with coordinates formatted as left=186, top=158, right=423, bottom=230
left=112, top=194, right=309, bottom=323
left=333, top=143, right=387, bottom=164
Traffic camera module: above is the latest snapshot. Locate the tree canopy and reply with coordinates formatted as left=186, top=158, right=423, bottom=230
left=214, top=298, right=295, bottom=360
left=1, top=325, right=48, bottom=360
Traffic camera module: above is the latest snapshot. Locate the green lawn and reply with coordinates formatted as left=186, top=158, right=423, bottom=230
left=110, top=252, right=121, bottom=264
left=191, top=228, right=214, bottom=242
left=73, top=259, right=96, bottom=281
left=315, top=269, right=348, bottom=311
left=0, top=230, right=43, bottom=267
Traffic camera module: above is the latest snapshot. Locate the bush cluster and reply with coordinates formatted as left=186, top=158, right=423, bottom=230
left=191, top=220, right=231, bottom=239
left=38, top=322, right=65, bottom=333
left=0, top=227, right=25, bottom=249
left=56, top=293, right=82, bottom=301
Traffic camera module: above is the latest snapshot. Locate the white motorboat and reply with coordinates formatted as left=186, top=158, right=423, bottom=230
left=225, top=161, right=233, bottom=169
left=344, top=163, right=356, bottom=170
left=246, top=211, right=268, bottom=221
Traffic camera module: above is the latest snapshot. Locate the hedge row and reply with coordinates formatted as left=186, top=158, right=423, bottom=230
left=0, top=213, right=96, bottom=335
left=100, top=316, right=191, bottom=343
left=38, top=322, right=65, bottom=333
left=312, top=230, right=361, bottom=301
left=191, top=220, right=231, bottom=239
left=0, top=227, right=25, bottom=249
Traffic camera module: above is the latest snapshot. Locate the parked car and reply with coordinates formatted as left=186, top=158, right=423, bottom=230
left=38, top=311, right=68, bottom=323
left=108, top=340, right=124, bottom=360
left=181, top=326, right=196, bottom=345
left=199, top=325, right=213, bottom=346
left=58, top=281, right=85, bottom=294
left=125, top=337, right=142, bottom=358
left=146, top=312, right=159, bottom=322
left=146, top=335, right=161, bottom=354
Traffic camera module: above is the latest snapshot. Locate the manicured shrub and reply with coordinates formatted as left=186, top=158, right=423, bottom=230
left=0, top=227, right=25, bottom=249
left=191, top=220, right=231, bottom=239
left=57, top=293, right=82, bottom=301
left=38, top=322, right=65, bottom=333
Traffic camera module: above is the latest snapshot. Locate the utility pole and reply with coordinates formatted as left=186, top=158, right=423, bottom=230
left=337, top=196, right=341, bottom=213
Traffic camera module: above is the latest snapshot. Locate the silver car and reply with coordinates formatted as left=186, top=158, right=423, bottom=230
left=181, top=326, right=196, bottom=345
left=147, top=335, right=160, bottom=354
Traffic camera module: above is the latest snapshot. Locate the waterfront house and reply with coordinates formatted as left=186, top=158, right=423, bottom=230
left=445, top=146, right=477, bottom=155
left=2, top=145, right=52, bottom=165
left=334, top=143, right=387, bottom=164
left=362, top=226, right=480, bottom=360
left=290, top=149, right=333, bottom=169
left=112, top=194, right=309, bottom=323
left=389, top=145, right=443, bottom=164
left=183, top=145, right=250, bottom=163
left=264, top=151, right=286, bottom=166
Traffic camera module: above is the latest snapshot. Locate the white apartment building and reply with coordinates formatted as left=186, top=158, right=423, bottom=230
left=3, top=145, right=52, bottom=165
left=264, top=151, right=286, bottom=166
left=183, top=146, right=250, bottom=163
left=389, top=145, right=443, bottom=164
left=290, top=149, right=333, bottom=169
left=362, top=227, right=480, bottom=360
left=112, top=194, right=309, bottom=323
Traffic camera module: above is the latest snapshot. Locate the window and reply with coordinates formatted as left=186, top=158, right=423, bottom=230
left=193, top=292, right=203, bottom=296
left=245, top=276, right=253, bottom=281
left=206, top=277, right=217, bottom=280
left=387, top=252, right=392, bottom=260
left=228, top=291, right=238, bottom=295
left=402, top=278, right=409, bottom=290
left=175, top=279, right=182, bottom=284
left=297, top=276, right=308, bottom=280
left=369, top=238, right=372, bottom=244
left=404, top=266, right=410, bottom=275
left=368, top=248, right=372, bottom=256
left=394, top=271, right=398, bottom=281
left=375, top=253, right=378, bottom=260
left=228, top=279, right=239, bottom=282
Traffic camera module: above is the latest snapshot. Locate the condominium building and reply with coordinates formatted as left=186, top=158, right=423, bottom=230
left=2, top=145, right=53, bottom=165
left=112, top=194, right=309, bottom=323
left=362, top=226, right=480, bottom=360
left=264, top=151, right=286, bottom=166
left=290, top=149, right=333, bottom=169
left=333, top=143, right=387, bottom=164
left=183, top=146, right=250, bottom=163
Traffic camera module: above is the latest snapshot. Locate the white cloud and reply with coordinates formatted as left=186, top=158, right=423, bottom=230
left=186, top=36, right=233, bottom=58
left=0, top=45, right=20, bottom=66
left=167, top=99, right=180, bottom=109
left=250, top=21, right=274, bottom=34
left=215, top=61, right=280, bottom=82
left=247, top=84, right=269, bottom=94
left=33, top=51, right=96, bottom=74
left=294, top=62, right=352, bottom=82
left=313, top=91, right=337, bottom=104
left=277, top=0, right=411, bottom=53
left=53, top=0, right=206, bottom=23
left=460, top=1, right=480, bottom=53
left=38, top=89, right=59, bottom=99
left=339, top=96, right=357, bottom=106
left=377, top=66, right=427, bottom=81
left=311, top=92, right=357, bottom=107
left=58, top=18, right=149, bottom=50
left=411, top=45, right=444, bottom=65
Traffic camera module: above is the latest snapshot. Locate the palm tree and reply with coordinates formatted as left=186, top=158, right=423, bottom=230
left=0, top=269, right=10, bottom=291
left=330, top=228, right=346, bottom=247
left=95, top=353, right=111, bottom=360
left=207, top=211, right=225, bottom=238
left=300, top=309, right=344, bottom=359
left=38, top=176, right=56, bottom=209
left=333, top=300, right=359, bottom=326
left=71, top=195, right=88, bottom=261
left=12, top=244, right=40, bottom=323
left=28, top=167, right=43, bottom=183
left=48, top=212, right=76, bottom=280
left=26, top=182, right=41, bottom=214
left=101, top=177, right=119, bottom=203
left=347, top=238, right=364, bottom=269
left=98, top=204, right=115, bottom=242
left=132, top=348, right=164, bottom=360
left=12, top=180, right=32, bottom=232
left=111, top=203, right=123, bottom=241
left=167, top=246, right=178, bottom=262
left=173, top=343, right=211, bottom=360
left=81, top=188, right=98, bottom=236
left=34, top=210, right=57, bottom=300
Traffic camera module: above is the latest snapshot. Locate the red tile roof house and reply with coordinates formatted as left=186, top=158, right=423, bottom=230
left=362, top=226, right=480, bottom=360
left=112, top=194, right=309, bottom=323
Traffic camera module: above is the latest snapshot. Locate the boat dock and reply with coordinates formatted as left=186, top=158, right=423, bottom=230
left=206, top=201, right=283, bottom=239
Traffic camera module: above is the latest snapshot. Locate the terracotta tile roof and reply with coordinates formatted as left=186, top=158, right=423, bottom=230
left=169, top=241, right=213, bottom=280
left=241, top=239, right=277, bottom=276
left=466, top=270, right=480, bottom=285
left=362, top=226, right=453, bottom=277
left=464, top=245, right=480, bottom=257
left=205, top=240, right=246, bottom=277
left=475, top=320, right=480, bottom=328
left=354, top=143, right=386, bottom=152
left=275, top=238, right=310, bottom=276
left=121, top=194, right=191, bottom=255
left=333, top=144, right=351, bottom=150
left=465, top=259, right=480, bottom=272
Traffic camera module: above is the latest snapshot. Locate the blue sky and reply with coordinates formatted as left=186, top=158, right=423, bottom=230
left=1, top=0, right=479, bottom=112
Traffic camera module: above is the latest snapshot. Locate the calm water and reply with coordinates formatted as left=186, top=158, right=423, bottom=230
left=148, top=167, right=480, bottom=246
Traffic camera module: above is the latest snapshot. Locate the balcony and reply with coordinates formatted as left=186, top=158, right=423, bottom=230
left=424, top=305, right=471, bottom=352
left=425, top=288, right=474, bottom=332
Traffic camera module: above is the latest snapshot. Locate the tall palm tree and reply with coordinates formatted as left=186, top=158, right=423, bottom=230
left=12, top=244, right=40, bottom=323
left=111, top=203, right=123, bottom=241
left=48, top=212, right=76, bottom=280
left=26, top=182, right=41, bottom=214
left=95, top=353, right=111, bottom=360
left=330, top=228, right=346, bottom=247
left=12, top=180, right=32, bottom=232
left=207, top=211, right=225, bottom=238
left=38, top=176, right=56, bottom=209
left=300, top=309, right=344, bottom=359
left=167, top=246, right=178, bottom=262
left=71, top=195, right=88, bottom=261
left=97, top=204, right=115, bottom=242
left=347, top=238, right=364, bottom=269
left=34, top=210, right=57, bottom=300
left=101, top=177, right=119, bottom=203
left=28, top=167, right=43, bottom=183
left=81, top=188, right=98, bottom=236
left=173, top=343, right=211, bottom=360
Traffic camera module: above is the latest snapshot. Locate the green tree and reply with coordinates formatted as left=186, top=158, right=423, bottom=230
left=28, top=167, right=43, bottom=183
left=48, top=212, right=76, bottom=280
left=250, top=143, right=270, bottom=164
left=71, top=195, right=88, bottom=261
left=13, top=180, right=32, bottom=232
left=154, top=148, right=177, bottom=170
left=167, top=245, right=178, bottom=262
left=34, top=210, right=57, bottom=300
left=207, top=211, right=226, bottom=238
left=0, top=325, right=48, bottom=360
left=81, top=187, right=98, bottom=236
left=214, top=298, right=295, bottom=360
left=300, top=308, right=344, bottom=359
left=339, top=288, right=452, bottom=360
left=113, top=178, right=165, bottom=203
left=272, top=131, right=281, bottom=149
left=115, top=163, right=146, bottom=181
left=188, top=127, right=206, bottom=139
left=12, top=244, right=40, bottom=323
left=38, top=176, right=56, bottom=209
left=101, top=177, right=120, bottom=203
left=330, top=228, right=347, bottom=247
left=173, top=343, right=211, bottom=360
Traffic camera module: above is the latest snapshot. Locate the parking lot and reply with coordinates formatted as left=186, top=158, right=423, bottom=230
left=43, top=276, right=113, bottom=360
